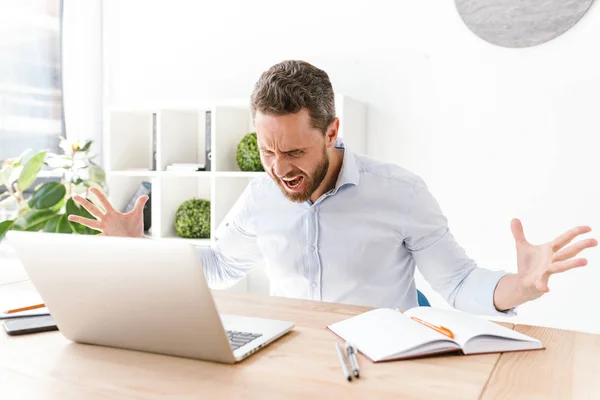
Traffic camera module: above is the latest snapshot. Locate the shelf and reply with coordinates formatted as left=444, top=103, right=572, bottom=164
left=103, top=95, right=367, bottom=296
left=107, top=169, right=159, bottom=177
left=159, top=236, right=212, bottom=247
left=161, top=170, right=212, bottom=177
left=108, top=170, right=220, bottom=178
left=214, top=171, right=265, bottom=178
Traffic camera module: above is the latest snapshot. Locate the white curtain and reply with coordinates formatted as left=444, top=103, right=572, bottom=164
left=61, top=0, right=103, bottom=164
left=0, top=0, right=64, bottom=162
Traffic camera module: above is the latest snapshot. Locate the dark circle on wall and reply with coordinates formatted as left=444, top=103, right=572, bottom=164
left=455, top=0, right=596, bottom=48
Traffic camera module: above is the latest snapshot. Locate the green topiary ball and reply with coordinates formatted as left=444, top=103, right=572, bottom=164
left=236, top=132, right=264, bottom=172
left=174, top=198, right=210, bottom=239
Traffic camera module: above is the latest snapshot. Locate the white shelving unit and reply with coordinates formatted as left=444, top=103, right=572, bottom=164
left=103, top=95, right=367, bottom=293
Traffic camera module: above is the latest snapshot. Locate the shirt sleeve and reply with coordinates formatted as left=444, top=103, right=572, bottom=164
left=196, top=180, right=264, bottom=289
left=403, top=177, right=516, bottom=317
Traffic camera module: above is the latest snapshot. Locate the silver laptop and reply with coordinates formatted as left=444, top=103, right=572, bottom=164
left=6, top=231, right=294, bottom=363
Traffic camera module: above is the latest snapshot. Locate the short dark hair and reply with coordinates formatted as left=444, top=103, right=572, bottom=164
left=250, top=60, right=336, bottom=134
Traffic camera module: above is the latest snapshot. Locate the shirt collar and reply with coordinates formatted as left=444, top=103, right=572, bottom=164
left=333, top=138, right=360, bottom=191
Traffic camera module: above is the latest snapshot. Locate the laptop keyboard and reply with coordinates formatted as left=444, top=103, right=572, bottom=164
left=226, top=330, right=263, bottom=350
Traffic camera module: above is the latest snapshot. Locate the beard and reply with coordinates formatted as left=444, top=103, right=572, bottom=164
left=271, top=148, right=329, bottom=203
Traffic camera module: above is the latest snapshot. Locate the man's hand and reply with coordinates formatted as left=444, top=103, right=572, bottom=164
left=67, top=187, right=148, bottom=238
left=494, top=218, right=598, bottom=311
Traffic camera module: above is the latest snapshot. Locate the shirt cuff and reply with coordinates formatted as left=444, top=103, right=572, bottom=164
left=467, top=268, right=518, bottom=317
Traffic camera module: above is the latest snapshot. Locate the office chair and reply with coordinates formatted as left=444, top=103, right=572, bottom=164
left=417, top=290, right=430, bottom=307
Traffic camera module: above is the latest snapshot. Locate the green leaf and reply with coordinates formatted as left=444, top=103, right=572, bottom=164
left=43, top=214, right=75, bottom=234
left=13, top=209, right=57, bottom=231
left=65, top=197, right=93, bottom=218
left=0, top=219, right=15, bottom=241
left=43, top=215, right=61, bottom=233
left=81, top=141, right=92, bottom=152
left=56, top=214, right=76, bottom=233
left=17, top=150, right=47, bottom=192
left=51, top=197, right=65, bottom=213
left=28, top=181, right=66, bottom=210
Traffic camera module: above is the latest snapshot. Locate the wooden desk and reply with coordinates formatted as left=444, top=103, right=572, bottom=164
left=1, top=281, right=509, bottom=400
left=482, top=324, right=600, bottom=399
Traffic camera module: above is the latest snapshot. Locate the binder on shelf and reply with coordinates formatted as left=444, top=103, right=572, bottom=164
left=205, top=110, right=212, bottom=171
left=151, top=112, right=157, bottom=171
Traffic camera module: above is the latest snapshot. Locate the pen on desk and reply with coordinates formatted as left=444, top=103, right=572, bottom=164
left=346, top=342, right=360, bottom=378
left=335, top=342, right=352, bottom=382
left=5, top=303, right=46, bottom=314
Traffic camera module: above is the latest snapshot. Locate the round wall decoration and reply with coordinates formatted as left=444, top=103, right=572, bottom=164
left=455, top=0, right=596, bottom=48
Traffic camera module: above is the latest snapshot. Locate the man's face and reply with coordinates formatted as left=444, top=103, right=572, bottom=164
left=255, top=109, right=330, bottom=203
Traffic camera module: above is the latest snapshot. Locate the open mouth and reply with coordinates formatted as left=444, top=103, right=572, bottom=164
left=282, top=175, right=304, bottom=190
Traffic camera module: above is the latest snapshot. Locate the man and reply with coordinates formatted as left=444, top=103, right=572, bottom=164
left=70, top=60, right=597, bottom=316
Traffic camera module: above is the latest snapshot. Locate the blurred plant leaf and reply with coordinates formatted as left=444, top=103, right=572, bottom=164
left=51, top=197, right=65, bottom=213
left=43, top=214, right=61, bottom=233
left=13, top=209, right=57, bottom=231
left=0, top=138, right=106, bottom=239
left=28, top=181, right=66, bottom=210
left=81, top=141, right=92, bottom=152
left=0, top=220, right=15, bottom=241
left=17, top=150, right=47, bottom=192
left=56, top=214, right=75, bottom=233
left=43, top=214, right=75, bottom=233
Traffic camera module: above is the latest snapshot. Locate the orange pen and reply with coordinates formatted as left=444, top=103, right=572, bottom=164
left=411, top=316, right=454, bottom=339
left=5, top=303, right=46, bottom=314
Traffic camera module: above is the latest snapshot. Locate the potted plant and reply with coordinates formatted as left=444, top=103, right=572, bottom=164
left=236, top=132, right=264, bottom=172
left=174, top=198, right=211, bottom=239
left=0, top=137, right=107, bottom=241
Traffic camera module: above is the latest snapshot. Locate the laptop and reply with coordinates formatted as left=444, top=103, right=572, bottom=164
left=5, top=231, right=294, bottom=364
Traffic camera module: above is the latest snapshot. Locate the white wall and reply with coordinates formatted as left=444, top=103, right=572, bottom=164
left=103, top=0, right=600, bottom=334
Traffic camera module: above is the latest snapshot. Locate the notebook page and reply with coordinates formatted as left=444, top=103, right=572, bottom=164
left=327, top=308, right=456, bottom=361
left=405, top=307, right=539, bottom=348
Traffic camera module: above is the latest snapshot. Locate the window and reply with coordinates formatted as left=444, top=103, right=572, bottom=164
left=0, top=0, right=64, bottom=164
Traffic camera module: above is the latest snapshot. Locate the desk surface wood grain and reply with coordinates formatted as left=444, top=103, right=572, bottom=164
left=0, top=281, right=512, bottom=400
left=481, top=324, right=600, bottom=400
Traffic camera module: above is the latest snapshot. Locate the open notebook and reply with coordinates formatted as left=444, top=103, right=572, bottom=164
left=327, top=307, right=543, bottom=362
left=0, top=307, right=50, bottom=320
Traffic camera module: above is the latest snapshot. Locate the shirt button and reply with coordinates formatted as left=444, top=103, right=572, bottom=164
left=310, top=207, right=316, bottom=213
left=312, top=282, right=317, bottom=288
left=310, top=245, right=316, bottom=251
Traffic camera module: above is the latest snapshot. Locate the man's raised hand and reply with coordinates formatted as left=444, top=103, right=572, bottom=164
left=68, top=187, right=148, bottom=238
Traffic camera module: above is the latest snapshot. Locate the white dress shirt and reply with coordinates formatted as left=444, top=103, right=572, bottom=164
left=198, top=140, right=514, bottom=316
